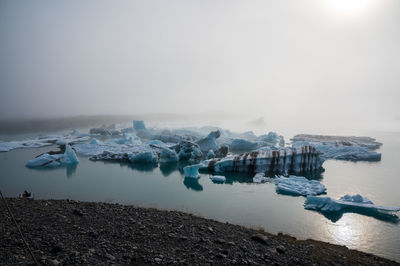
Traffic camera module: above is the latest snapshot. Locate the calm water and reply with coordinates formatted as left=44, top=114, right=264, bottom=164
left=1, top=130, right=399, bottom=261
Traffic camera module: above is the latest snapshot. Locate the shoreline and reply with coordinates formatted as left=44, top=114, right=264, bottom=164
left=1, top=198, right=398, bottom=265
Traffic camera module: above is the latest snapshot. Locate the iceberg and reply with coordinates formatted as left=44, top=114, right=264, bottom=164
left=26, top=144, right=79, bottom=168
left=160, top=148, right=179, bottom=163
left=275, top=176, right=326, bottom=196
left=183, top=164, right=202, bottom=178
left=209, top=175, right=226, bottom=182
left=196, top=130, right=221, bottom=152
left=292, top=134, right=382, bottom=149
left=133, top=120, right=147, bottom=131
left=305, top=194, right=400, bottom=214
left=199, top=146, right=323, bottom=175
left=291, top=134, right=382, bottom=161
left=252, top=172, right=272, bottom=183
left=229, top=139, right=258, bottom=152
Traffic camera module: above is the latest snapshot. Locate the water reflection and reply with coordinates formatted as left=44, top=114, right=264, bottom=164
left=183, top=178, right=203, bottom=191
left=25, top=163, right=78, bottom=178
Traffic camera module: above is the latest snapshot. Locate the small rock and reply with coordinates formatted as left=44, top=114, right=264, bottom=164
left=50, top=244, right=63, bottom=253
left=215, top=238, right=226, bottom=244
left=276, top=245, right=286, bottom=254
left=49, top=259, right=60, bottom=266
left=73, top=209, right=84, bottom=216
left=105, top=253, right=116, bottom=260
left=251, top=234, right=269, bottom=245
left=208, top=227, right=214, bottom=233
left=154, top=257, right=162, bottom=262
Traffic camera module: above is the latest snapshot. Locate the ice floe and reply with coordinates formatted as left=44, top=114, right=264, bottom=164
left=26, top=144, right=79, bottom=168
left=209, top=175, right=226, bottom=182
left=252, top=172, right=272, bottom=183
left=275, top=176, right=326, bottom=196
left=304, top=194, right=400, bottom=214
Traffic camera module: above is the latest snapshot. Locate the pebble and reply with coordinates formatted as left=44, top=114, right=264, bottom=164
left=251, top=234, right=269, bottom=245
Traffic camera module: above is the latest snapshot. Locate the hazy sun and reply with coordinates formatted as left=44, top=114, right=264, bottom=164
left=325, top=0, right=372, bottom=15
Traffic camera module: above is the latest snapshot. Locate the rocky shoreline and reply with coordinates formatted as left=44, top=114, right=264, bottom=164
left=1, top=198, right=398, bottom=265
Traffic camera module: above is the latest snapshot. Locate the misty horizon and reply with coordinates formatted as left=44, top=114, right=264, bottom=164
left=1, top=0, right=399, bottom=130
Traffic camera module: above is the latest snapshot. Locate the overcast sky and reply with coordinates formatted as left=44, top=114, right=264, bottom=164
left=0, top=0, right=399, bottom=129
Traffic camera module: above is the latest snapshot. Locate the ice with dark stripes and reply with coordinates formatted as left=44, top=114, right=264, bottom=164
left=199, top=146, right=323, bottom=175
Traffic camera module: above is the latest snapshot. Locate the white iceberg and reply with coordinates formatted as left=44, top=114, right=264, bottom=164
left=26, top=144, right=79, bottom=168
left=305, top=194, right=400, bottom=214
left=252, top=172, right=272, bottom=183
left=275, top=176, right=326, bottom=196
left=291, top=134, right=382, bottom=161
left=209, top=175, right=226, bottom=182
left=183, top=164, right=202, bottom=178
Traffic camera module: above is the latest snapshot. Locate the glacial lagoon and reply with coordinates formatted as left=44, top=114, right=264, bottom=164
left=0, top=128, right=399, bottom=261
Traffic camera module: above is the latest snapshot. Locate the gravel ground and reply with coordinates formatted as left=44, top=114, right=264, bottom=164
left=0, top=198, right=398, bottom=266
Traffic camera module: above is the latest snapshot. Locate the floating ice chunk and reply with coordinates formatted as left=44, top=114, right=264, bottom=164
left=26, top=154, right=63, bottom=168
left=304, top=194, right=400, bottom=214
left=197, top=130, right=221, bottom=152
left=160, top=148, right=179, bottom=163
left=183, top=164, right=202, bottom=178
left=229, top=139, right=258, bottom=151
left=252, top=172, right=272, bottom=183
left=209, top=175, right=226, bottom=182
left=128, top=151, right=158, bottom=164
left=292, top=141, right=381, bottom=161
left=291, top=134, right=382, bottom=149
left=26, top=144, right=79, bottom=168
left=275, top=176, right=326, bottom=196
